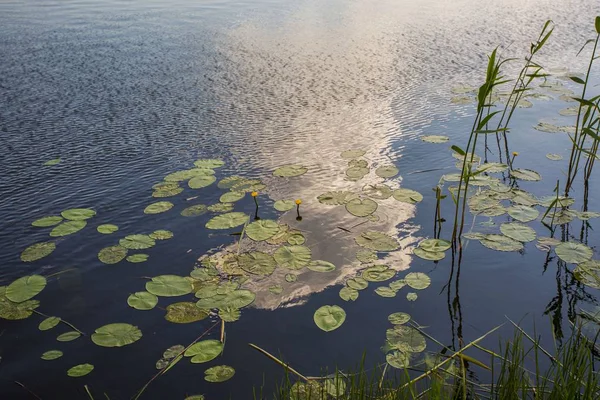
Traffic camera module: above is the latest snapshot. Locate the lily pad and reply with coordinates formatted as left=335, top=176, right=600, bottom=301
left=41, top=350, right=63, bottom=360
left=287, top=233, right=306, bottom=245
left=146, top=275, right=193, bottom=297
left=185, top=339, right=224, bottom=362
left=386, top=325, right=426, bottom=352
left=273, top=164, right=308, bottom=177
left=347, top=277, right=369, bottom=290
left=144, top=201, right=173, bottom=214
left=386, top=350, right=411, bottom=369
left=356, top=250, right=377, bottom=263
left=32, top=216, right=63, bottom=227
left=246, top=220, right=279, bottom=241
left=274, top=246, right=311, bottom=269
left=341, top=149, right=366, bottom=159
left=480, top=234, right=524, bottom=252
left=150, top=230, right=173, bottom=240
left=127, top=292, right=158, bottom=310
left=500, top=223, right=536, bottom=242
left=274, top=200, right=296, bottom=211
left=324, top=377, right=347, bottom=398
left=536, top=236, right=562, bottom=251
left=349, top=159, right=368, bottom=168
left=208, top=203, right=234, bottom=213
left=6, top=275, right=47, bottom=302
left=285, top=274, right=297, bottom=283
left=49, top=220, right=87, bottom=237
left=375, top=287, right=397, bottom=297
left=0, top=299, right=39, bottom=320
left=355, top=231, right=399, bottom=251
left=375, top=165, right=399, bottom=178
left=476, top=163, right=508, bottom=173
left=165, top=302, right=209, bottom=323
left=97, top=224, right=119, bottom=234
left=346, top=198, right=378, bottom=217
left=152, top=186, right=183, bottom=198
left=362, top=184, right=393, bottom=199
left=405, top=272, right=431, bottom=290
left=126, top=254, right=148, bottom=263
left=67, top=364, right=94, bottom=377
left=393, top=188, right=423, bottom=204
left=119, top=234, right=155, bottom=250
left=39, top=316, right=61, bottom=331
left=21, top=242, right=56, bottom=262
left=389, top=279, right=407, bottom=291
left=507, top=205, right=539, bottom=222
left=511, top=169, right=541, bottom=181
left=418, top=239, right=451, bottom=252
left=339, top=287, right=359, bottom=301
left=164, top=168, right=214, bottom=182
left=206, top=212, right=248, bottom=229
left=91, top=323, right=142, bottom=347
left=222, top=290, right=256, bottom=309
left=181, top=204, right=208, bottom=217
left=317, top=191, right=358, bottom=205
left=314, top=305, right=346, bottom=332
left=204, top=365, right=235, bottom=382
left=346, top=166, right=369, bottom=180
left=573, top=260, right=600, bottom=289
left=362, top=266, right=395, bottom=282
left=217, top=176, right=245, bottom=189
left=308, top=260, right=336, bottom=273
left=269, top=285, right=283, bottom=294
left=220, top=191, right=245, bottom=203
left=61, top=208, right=96, bottom=221
left=218, top=307, right=241, bottom=322
left=44, top=158, right=62, bottom=166
left=413, top=248, right=445, bottom=261
left=388, top=312, right=411, bottom=325
left=546, top=153, right=563, bottom=161
left=194, top=159, right=224, bottom=168
left=189, top=175, right=216, bottom=189
left=57, top=331, right=81, bottom=342
left=238, top=252, right=277, bottom=276
left=421, top=135, right=449, bottom=143
left=555, top=242, right=593, bottom=264
left=163, top=345, right=185, bottom=359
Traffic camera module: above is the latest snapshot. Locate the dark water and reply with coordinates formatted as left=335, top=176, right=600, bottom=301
left=2, top=0, right=600, bottom=398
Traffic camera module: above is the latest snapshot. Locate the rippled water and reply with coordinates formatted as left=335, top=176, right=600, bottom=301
left=2, top=0, right=600, bottom=398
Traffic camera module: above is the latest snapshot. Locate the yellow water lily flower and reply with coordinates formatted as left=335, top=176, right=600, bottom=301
left=295, top=199, right=302, bottom=205
left=251, top=191, right=258, bottom=197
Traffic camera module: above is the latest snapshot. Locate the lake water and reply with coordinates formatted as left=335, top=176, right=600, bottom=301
left=2, top=0, right=600, bottom=398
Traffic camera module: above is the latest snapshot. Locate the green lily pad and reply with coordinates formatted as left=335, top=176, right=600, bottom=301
left=238, top=252, right=277, bottom=276
left=163, top=345, right=185, bottom=359
left=421, top=135, right=449, bottom=143
left=91, top=323, right=142, bottom=347
left=480, top=234, right=524, bottom=252
left=476, top=163, right=508, bottom=173
left=269, top=285, right=283, bottom=294
left=185, top=339, right=224, bottom=362
left=375, top=165, right=399, bottom=178
left=356, top=250, right=377, bottom=263
left=6, top=275, right=47, bottom=302
left=314, top=305, right=346, bottom=332
left=127, top=292, right=158, bottom=310
left=355, top=231, right=399, bottom=251
left=500, top=223, right=536, bottom=242
left=347, top=277, right=369, bottom=290
left=543, top=209, right=576, bottom=225
left=346, top=166, right=369, bottom=180
left=451, top=95, right=472, bottom=104
left=317, top=191, right=358, bottom=205
left=0, top=299, right=39, bottom=320
left=41, top=350, right=63, bottom=360
left=246, top=220, right=279, bottom=241
left=308, top=260, right=336, bottom=273
left=152, top=186, right=183, bottom=198
left=285, top=274, right=297, bottom=283
left=164, top=168, right=214, bottom=182
left=418, top=239, right=451, bottom=252
left=386, top=350, right=411, bottom=369
left=386, top=325, right=426, bottom=352
left=206, top=212, right=248, bottom=229
left=536, top=236, right=562, bottom=251
left=413, top=247, right=445, bottom=261
left=389, top=279, right=407, bottom=291
left=218, top=307, right=241, bottom=322
left=507, top=205, right=539, bottom=222
left=546, top=153, right=563, bottom=161
left=274, top=200, right=295, bottom=212
left=97, top=224, right=119, bottom=234
left=346, top=198, right=378, bottom=217
left=406, top=292, right=418, bottom=301
left=44, top=158, right=62, bottom=166
left=49, top=220, right=87, bottom=237
left=195, top=283, right=219, bottom=299
left=194, top=159, right=224, bottom=168
left=144, top=201, right=173, bottom=214
left=388, top=312, right=411, bottom=325
left=181, top=204, right=208, bottom=217
left=208, top=203, right=235, bottom=213
left=61, top=208, right=96, bottom=221
left=57, top=331, right=81, bottom=342
left=339, top=287, right=359, bottom=301
left=341, top=149, right=366, bottom=159
left=362, top=266, right=395, bottom=282
left=393, top=188, right=423, bottom=204
left=349, top=159, right=368, bottom=168
left=98, top=246, right=128, bottom=264
left=39, top=316, right=61, bottom=331
left=231, top=179, right=266, bottom=193
left=287, top=233, right=306, bottom=245
left=126, top=254, right=149, bottom=263
left=222, top=290, right=256, bottom=309
left=119, top=234, right=155, bottom=250
left=217, top=176, right=244, bottom=189
left=220, top=191, right=245, bottom=203
left=67, top=364, right=94, bottom=377
left=273, top=164, right=308, bottom=177
left=165, top=302, right=209, bottom=323
left=375, top=287, right=397, bottom=297
left=150, top=230, right=173, bottom=240
left=32, top=216, right=63, bottom=227
left=152, top=182, right=181, bottom=191
left=204, top=365, right=235, bottom=382
left=573, top=260, right=600, bottom=289
left=195, top=294, right=228, bottom=309
left=146, top=275, right=193, bottom=297
left=362, top=184, right=393, bottom=199
left=511, top=169, right=541, bottom=181
left=555, top=242, right=593, bottom=264
left=274, top=245, right=311, bottom=270
left=405, top=272, right=431, bottom=290
left=184, top=396, right=205, bottom=400
left=189, top=175, right=216, bottom=189
left=324, top=377, right=347, bottom=398
left=511, top=190, right=539, bottom=206
left=21, top=242, right=56, bottom=262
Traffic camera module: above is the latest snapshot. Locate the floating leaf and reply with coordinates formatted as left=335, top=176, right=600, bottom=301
left=393, top=188, right=423, bottom=204
left=555, top=242, right=593, bottom=264
left=273, top=164, right=308, bottom=177
left=500, top=223, right=536, bottom=242
left=219, top=307, right=241, bottom=322
left=41, top=350, right=63, bottom=360
left=285, top=274, right=297, bottom=283
left=476, top=163, right=508, bottom=173
left=152, top=182, right=180, bottom=191
left=314, top=305, right=346, bottom=332
left=287, top=233, right=306, bottom=245
left=164, top=168, right=214, bottom=182
left=246, top=220, right=279, bottom=241
left=32, top=216, right=63, bottom=227
left=308, top=260, right=336, bottom=273
left=375, top=287, right=397, bottom=297
left=546, top=153, right=563, bottom=161
left=208, top=203, right=234, bottom=213
left=347, top=277, right=368, bottom=290
left=189, top=175, right=216, bottom=189
left=356, top=250, right=377, bottom=263
left=149, top=230, right=173, bottom=240
left=573, top=260, right=600, bottom=289
left=413, top=248, right=445, bottom=261
left=194, top=159, right=224, bottom=168
left=389, top=279, right=407, bottom=291
left=185, top=340, right=224, bottom=362
left=98, top=246, right=128, bottom=264
left=61, top=208, right=96, bottom=221
left=418, top=239, right=451, bottom=252
left=346, top=198, right=378, bottom=217
left=386, top=350, right=411, bottom=369
left=341, top=149, right=366, bottom=159
left=184, top=396, right=205, bottom=400
left=57, top=331, right=81, bottom=342
left=421, top=135, right=449, bottom=143
left=324, top=377, right=347, bottom=398
left=507, top=205, right=539, bottom=222
left=49, top=220, right=87, bottom=237
left=195, top=294, right=228, bottom=309
left=536, top=236, right=562, bottom=251
left=362, top=266, right=395, bottom=282
left=6, top=275, right=47, bottom=302
left=317, top=191, right=358, bottom=205
left=222, top=290, right=256, bottom=309
left=44, top=158, right=61, bottom=166
left=274, top=246, right=311, bottom=270
left=152, top=186, right=183, bottom=198
left=39, top=316, right=61, bottom=331
left=181, top=204, right=208, bottom=217
left=146, top=275, right=193, bottom=297
left=269, top=285, right=283, bottom=294
left=217, top=176, right=244, bottom=189
left=576, top=211, right=600, bottom=220
left=511, top=190, right=539, bottom=206
left=274, top=200, right=295, bottom=212
left=144, top=201, right=173, bottom=214
left=406, top=292, right=418, bottom=301
left=206, top=212, right=248, bottom=229
left=204, top=365, right=235, bottom=382
left=97, top=224, right=119, bottom=234
left=375, top=165, right=399, bottom=178
left=511, top=169, right=541, bottom=181
left=349, top=159, right=368, bottom=168
left=120, top=234, right=155, bottom=250
left=91, top=323, right=142, bottom=347
left=127, top=254, right=149, bottom=263
left=127, top=292, right=158, bottom=310
left=165, top=302, right=209, bottom=324
left=405, top=272, right=431, bottom=290
left=388, top=312, right=411, bottom=325
left=480, top=234, right=524, bottom=252
left=231, top=179, right=266, bottom=193
left=362, top=184, right=393, bottom=199
left=21, top=242, right=56, bottom=262
left=386, top=325, right=426, bottom=352
left=163, top=345, right=185, bottom=359
left=451, top=95, right=472, bottom=104
left=542, top=209, right=576, bottom=225
left=355, top=231, right=399, bottom=252
left=339, top=287, right=359, bottom=301
left=0, top=298, right=39, bottom=320
left=346, top=166, right=369, bottom=180
left=67, top=364, right=94, bottom=377
left=238, top=252, right=277, bottom=276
